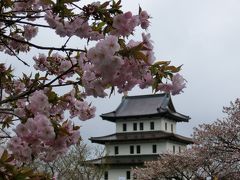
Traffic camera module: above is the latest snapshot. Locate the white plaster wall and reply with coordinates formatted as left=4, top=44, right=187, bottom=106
left=159, top=118, right=176, bottom=133
left=100, top=168, right=132, bottom=180
left=116, top=117, right=177, bottom=133
left=166, top=141, right=187, bottom=153
left=116, top=118, right=159, bottom=133
left=106, top=142, right=168, bottom=156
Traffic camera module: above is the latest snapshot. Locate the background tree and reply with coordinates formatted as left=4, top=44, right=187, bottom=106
left=133, top=99, right=240, bottom=180
left=29, top=142, right=106, bottom=180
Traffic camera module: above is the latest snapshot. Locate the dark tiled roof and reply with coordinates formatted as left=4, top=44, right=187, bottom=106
left=101, top=93, right=190, bottom=122
left=89, top=154, right=160, bottom=165
left=90, top=130, right=193, bottom=145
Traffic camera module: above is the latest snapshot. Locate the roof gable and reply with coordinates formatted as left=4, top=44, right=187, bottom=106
left=101, top=93, right=190, bottom=122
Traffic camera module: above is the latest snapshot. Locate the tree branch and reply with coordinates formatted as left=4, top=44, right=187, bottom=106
left=1, top=34, right=86, bottom=52
left=0, top=63, right=78, bottom=105
left=0, top=38, right=30, bottom=66
left=0, top=18, right=50, bottom=28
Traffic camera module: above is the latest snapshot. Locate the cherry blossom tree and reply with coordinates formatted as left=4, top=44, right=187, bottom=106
left=133, top=99, right=240, bottom=180
left=0, top=0, right=186, bottom=178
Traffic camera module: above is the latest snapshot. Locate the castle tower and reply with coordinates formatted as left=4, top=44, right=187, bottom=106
left=90, top=93, right=193, bottom=180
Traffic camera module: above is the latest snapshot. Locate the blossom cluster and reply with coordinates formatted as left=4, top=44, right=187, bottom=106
left=157, top=73, right=186, bottom=95
left=112, top=10, right=150, bottom=36
left=33, top=53, right=75, bottom=79
left=80, top=33, right=156, bottom=97
left=7, top=89, right=95, bottom=162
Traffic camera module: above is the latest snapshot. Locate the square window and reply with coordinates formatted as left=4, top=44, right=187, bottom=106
left=130, top=145, right=134, bottom=154
left=150, top=122, right=155, bottom=130
left=133, top=123, right=137, bottom=131
left=104, top=171, right=108, bottom=180
left=126, top=171, right=131, bottom=180
left=165, top=122, right=168, bottom=131
left=136, top=145, right=141, bottom=154
left=123, top=123, right=127, bottom=131
left=152, top=144, right=157, bottom=153
left=171, top=124, right=173, bottom=132
left=139, top=122, right=144, bottom=130
left=114, top=146, right=119, bottom=155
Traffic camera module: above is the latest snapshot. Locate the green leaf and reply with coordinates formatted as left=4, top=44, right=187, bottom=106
left=97, top=22, right=106, bottom=29
left=134, top=51, right=148, bottom=62
left=5, top=155, right=14, bottom=163
left=73, top=125, right=80, bottom=130
left=34, top=73, right=40, bottom=80
left=41, top=0, right=54, bottom=4
left=1, top=150, right=9, bottom=161
left=47, top=91, right=58, bottom=104
left=2, top=116, right=14, bottom=129
left=3, top=0, right=13, bottom=7
left=20, top=168, right=34, bottom=176
left=100, top=1, right=110, bottom=8
left=118, top=39, right=126, bottom=49
left=62, top=0, right=78, bottom=3
left=164, top=66, right=181, bottom=73
left=131, top=43, right=144, bottom=52
left=103, top=25, right=112, bottom=34
left=154, top=61, right=171, bottom=66
left=14, top=174, right=27, bottom=180
left=39, top=77, right=48, bottom=81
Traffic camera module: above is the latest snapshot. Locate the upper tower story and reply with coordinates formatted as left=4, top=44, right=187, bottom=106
left=100, top=93, right=190, bottom=134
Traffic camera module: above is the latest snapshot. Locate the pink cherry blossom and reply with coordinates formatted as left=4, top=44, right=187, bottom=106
left=6, top=34, right=29, bottom=54
left=15, top=123, right=30, bottom=138
left=70, top=100, right=96, bottom=120
left=59, top=60, right=72, bottom=73
left=112, top=12, right=140, bottom=36
left=171, top=73, right=186, bottom=95
left=33, top=53, right=48, bottom=71
left=45, top=12, right=61, bottom=29
left=139, top=10, right=150, bottom=29
left=28, top=90, right=50, bottom=115
left=157, top=74, right=186, bottom=95
left=23, top=25, right=38, bottom=41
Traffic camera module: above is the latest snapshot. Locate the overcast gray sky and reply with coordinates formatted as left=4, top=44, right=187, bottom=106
left=79, top=0, right=240, bottom=143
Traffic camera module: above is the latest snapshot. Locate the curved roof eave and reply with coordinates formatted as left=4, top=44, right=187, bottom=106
left=100, top=112, right=190, bottom=122
left=89, top=131, right=194, bottom=145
